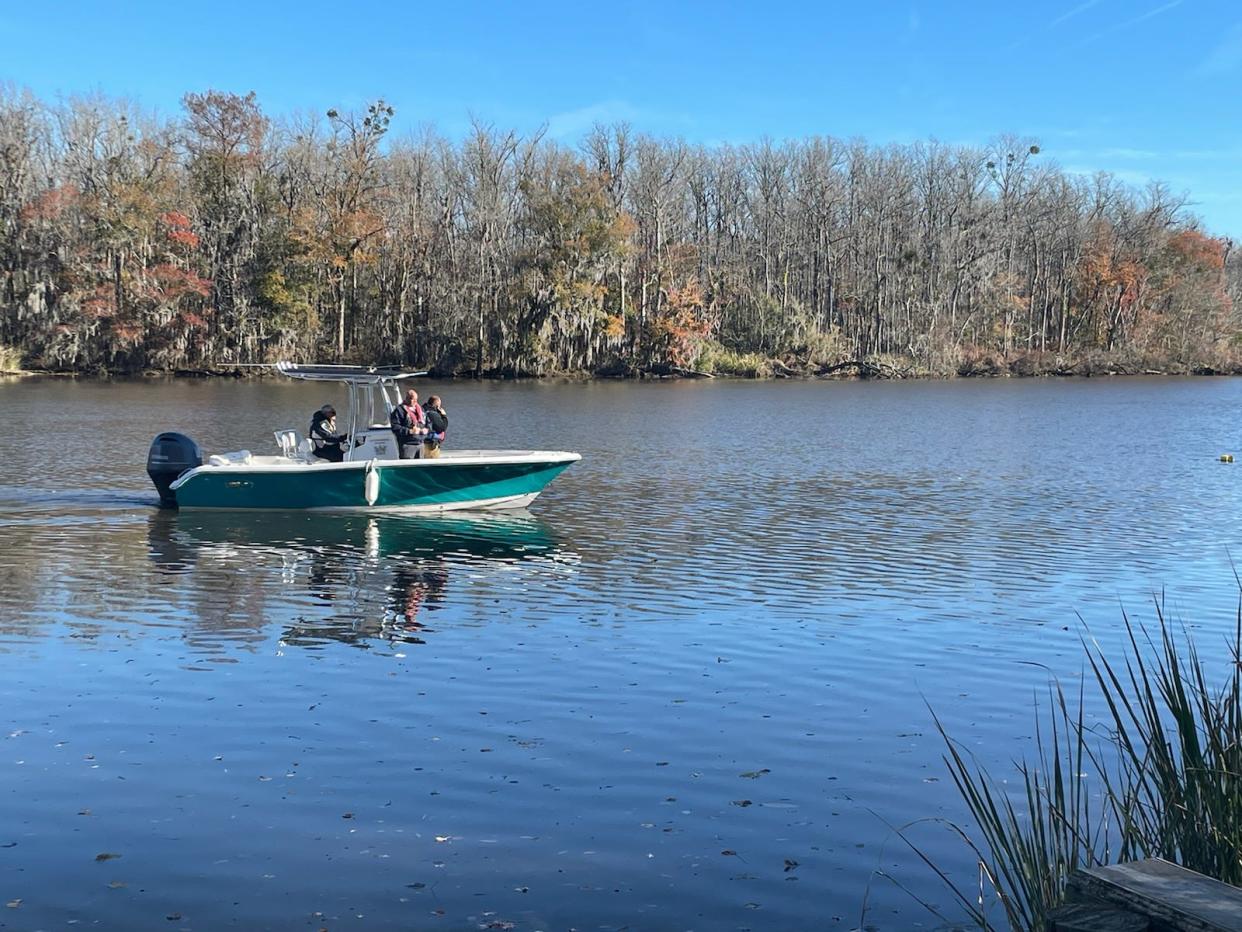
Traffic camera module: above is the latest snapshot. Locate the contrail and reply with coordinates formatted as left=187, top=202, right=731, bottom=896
left=1050, top=0, right=1104, bottom=28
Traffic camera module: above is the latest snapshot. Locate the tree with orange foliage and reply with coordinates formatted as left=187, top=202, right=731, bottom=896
left=1148, top=229, right=1232, bottom=361
left=646, top=279, right=714, bottom=370
left=1072, top=227, right=1146, bottom=352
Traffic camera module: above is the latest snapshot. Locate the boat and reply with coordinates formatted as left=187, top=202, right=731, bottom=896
left=145, top=363, right=580, bottom=512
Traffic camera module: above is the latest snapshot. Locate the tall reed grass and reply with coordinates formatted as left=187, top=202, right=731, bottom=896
left=905, top=601, right=1242, bottom=930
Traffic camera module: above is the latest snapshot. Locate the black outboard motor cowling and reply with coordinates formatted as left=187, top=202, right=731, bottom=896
left=147, top=432, right=201, bottom=508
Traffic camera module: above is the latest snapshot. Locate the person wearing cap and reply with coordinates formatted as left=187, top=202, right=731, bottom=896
left=309, top=404, right=348, bottom=462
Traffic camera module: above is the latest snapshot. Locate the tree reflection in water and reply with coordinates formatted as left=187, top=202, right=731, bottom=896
left=145, top=509, right=559, bottom=649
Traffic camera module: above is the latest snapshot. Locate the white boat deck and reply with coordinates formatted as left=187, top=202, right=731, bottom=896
left=199, top=449, right=580, bottom=472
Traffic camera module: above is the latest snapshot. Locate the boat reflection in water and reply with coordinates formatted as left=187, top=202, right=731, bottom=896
left=146, top=509, right=561, bottom=649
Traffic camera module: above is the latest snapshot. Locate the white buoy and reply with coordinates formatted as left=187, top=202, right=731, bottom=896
left=364, top=461, right=380, bottom=505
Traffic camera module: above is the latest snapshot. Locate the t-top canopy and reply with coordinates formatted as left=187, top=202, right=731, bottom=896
left=275, top=362, right=427, bottom=384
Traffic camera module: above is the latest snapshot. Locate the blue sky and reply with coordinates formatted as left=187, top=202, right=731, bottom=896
left=3, top=0, right=1241, bottom=234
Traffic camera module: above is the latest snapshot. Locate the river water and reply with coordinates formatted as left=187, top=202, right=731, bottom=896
left=1, top=375, right=1240, bottom=931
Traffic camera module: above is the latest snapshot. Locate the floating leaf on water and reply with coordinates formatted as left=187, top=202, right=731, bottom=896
left=95, top=852, right=121, bottom=862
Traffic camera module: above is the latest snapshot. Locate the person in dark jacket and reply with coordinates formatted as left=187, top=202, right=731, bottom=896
left=389, top=389, right=426, bottom=459
left=423, top=395, right=448, bottom=459
left=309, top=405, right=348, bottom=462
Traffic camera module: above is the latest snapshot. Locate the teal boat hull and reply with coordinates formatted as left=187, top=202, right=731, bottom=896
left=169, top=455, right=577, bottom=512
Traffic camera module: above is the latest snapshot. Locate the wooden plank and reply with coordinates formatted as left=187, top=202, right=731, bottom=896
left=1067, top=859, right=1242, bottom=932
left=1048, top=902, right=1150, bottom=931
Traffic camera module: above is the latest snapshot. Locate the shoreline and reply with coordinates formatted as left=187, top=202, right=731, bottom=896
left=3, top=364, right=1238, bottom=383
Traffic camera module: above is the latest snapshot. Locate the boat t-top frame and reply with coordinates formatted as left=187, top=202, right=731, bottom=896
left=275, top=363, right=427, bottom=462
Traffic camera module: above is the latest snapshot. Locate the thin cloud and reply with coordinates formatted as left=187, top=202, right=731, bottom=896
left=1050, top=0, right=1104, bottom=28
left=1126, top=0, right=1184, bottom=27
left=546, top=100, right=640, bottom=140
left=1097, top=147, right=1159, bottom=159
left=1058, top=145, right=1242, bottom=162
left=1004, top=0, right=1104, bottom=52
left=1196, top=21, right=1242, bottom=76
left=1063, top=164, right=1155, bottom=187
left=1074, top=0, right=1184, bottom=47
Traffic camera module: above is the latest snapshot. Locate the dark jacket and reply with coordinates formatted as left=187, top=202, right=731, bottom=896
left=309, top=412, right=347, bottom=460
left=424, top=407, right=448, bottom=447
left=389, top=402, right=425, bottom=446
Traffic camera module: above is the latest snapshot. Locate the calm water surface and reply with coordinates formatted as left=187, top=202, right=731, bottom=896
left=2, top=376, right=1242, bottom=931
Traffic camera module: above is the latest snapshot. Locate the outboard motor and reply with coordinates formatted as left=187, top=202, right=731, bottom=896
left=147, top=432, right=201, bottom=508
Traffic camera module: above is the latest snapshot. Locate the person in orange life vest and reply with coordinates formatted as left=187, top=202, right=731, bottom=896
left=422, top=395, right=448, bottom=459
left=389, top=388, right=427, bottom=459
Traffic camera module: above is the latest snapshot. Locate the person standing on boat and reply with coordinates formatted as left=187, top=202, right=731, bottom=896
left=423, top=395, right=448, bottom=459
left=390, top=388, right=427, bottom=459
left=309, top=405, right=348, bottom=462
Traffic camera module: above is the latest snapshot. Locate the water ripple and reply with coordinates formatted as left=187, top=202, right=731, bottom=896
left=2, top=377, right=1242, bottom=929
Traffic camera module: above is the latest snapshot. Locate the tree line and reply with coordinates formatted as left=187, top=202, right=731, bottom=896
left=1, top=86, right=1238, bottom=377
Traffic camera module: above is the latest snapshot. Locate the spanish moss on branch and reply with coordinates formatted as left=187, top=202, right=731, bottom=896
left=0, top=87, right=1238, bottom=377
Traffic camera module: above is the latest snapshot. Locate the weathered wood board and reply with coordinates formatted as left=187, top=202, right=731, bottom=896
left=1067, top=859, right=1242, bottom=932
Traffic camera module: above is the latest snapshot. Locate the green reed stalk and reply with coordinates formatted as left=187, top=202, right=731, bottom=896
left=1086, top=604, right=1242, bottom=884
left=905, top=600, right=1242, bottom=929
